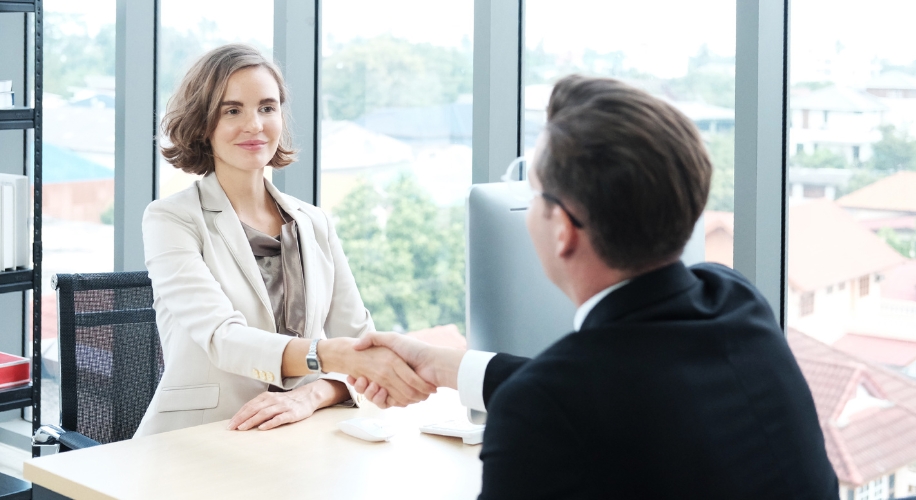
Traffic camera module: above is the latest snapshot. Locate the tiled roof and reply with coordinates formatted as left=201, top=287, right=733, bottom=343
left=858, top=215, right=916, bottom=232
left=788, top=329, right=916, bottom=485
left=833, top=334, right=916, bottom=367
left=788, top=201, right=906, bottom=291
left=703, top=210, right=734, bottom=236
left=702, top=211, right=734, bottom=268
left=837, top=171, right=916, bottom=214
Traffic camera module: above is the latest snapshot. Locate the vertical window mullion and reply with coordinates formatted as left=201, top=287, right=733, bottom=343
left=733, top=0, right=789, bottom=327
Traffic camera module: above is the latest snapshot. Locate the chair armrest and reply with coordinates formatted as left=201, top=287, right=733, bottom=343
left=34, top=424, right=101, bottom=450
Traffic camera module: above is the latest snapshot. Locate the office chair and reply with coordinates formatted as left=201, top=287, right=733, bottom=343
left=35, top=272, right=163, bottom=451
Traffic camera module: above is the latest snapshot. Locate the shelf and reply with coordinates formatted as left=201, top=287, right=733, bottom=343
left=0, top=108, right=34, bottom=130
left=0, top=1, right=36, bottom=13
left=0, top=385, right=31, bottom=413
left=0, top=269, right=32, bottom=294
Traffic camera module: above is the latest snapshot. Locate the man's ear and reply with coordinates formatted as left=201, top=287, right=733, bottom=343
left=553, top=205, right=579, bottom=258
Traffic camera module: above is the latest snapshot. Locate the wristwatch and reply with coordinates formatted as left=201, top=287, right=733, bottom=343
left=306, top=338, right=323, bottom=373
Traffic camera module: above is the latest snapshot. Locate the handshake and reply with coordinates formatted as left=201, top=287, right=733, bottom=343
left=322, top=326, right=469, bottom=409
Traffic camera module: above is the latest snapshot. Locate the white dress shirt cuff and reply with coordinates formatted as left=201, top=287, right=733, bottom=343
left=457, top=350, right=497, bottom=412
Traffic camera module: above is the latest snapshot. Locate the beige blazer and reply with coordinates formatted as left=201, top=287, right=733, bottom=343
left=134, top=173, right=374, bottom=437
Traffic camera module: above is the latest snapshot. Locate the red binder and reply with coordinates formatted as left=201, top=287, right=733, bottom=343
left=0, top=352, right=29, bottom=389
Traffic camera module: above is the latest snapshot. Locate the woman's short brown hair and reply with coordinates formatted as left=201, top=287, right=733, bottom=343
left=538, top=75, right=712, bottom=272
left=160, top=44, right=296, bottom=175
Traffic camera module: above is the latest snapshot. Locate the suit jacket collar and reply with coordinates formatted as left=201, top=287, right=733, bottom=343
left=580, top=261, right=700, bottom=330
left=197, top=173, right=319, bottom=337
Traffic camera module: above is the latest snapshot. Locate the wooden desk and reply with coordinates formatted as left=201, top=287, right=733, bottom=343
left=24, top=389, right=482, bottom=499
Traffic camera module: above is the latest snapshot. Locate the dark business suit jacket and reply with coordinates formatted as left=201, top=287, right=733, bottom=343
left=478, top=262, right=838, bottom=499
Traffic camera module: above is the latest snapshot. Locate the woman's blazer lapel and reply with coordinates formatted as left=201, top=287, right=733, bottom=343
left=198, top=173, right=275, bottom=328
left=265, top=178, right=320, bottom=339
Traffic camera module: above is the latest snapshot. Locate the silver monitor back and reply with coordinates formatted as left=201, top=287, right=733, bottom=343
left=466, top=181, right=705, bottom=358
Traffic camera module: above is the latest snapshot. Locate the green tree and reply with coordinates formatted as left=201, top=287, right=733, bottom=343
left=44, top=12, right=115, bottom=97
left=322, top=35, right=472, bottom=121
left=792, top=149, right=850, bottom=169
left=334, top=174, right=465, bottom=333
left=870, top=124, right=916, bottom=172
left=877, top=227, right=915, bottom=258
left=705, top=133, right=734, bottom=212
left=837, top=168, right=891, bottom=198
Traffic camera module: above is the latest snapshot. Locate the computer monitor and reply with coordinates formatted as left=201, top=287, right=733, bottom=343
left=466, top=181, right=706, bottom=358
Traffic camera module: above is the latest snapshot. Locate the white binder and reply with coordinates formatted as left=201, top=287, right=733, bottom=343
left=0, top=174, right=30, bottom=271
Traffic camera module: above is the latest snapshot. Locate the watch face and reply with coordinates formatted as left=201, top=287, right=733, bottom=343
left=307, top=359, right=319, bottom=371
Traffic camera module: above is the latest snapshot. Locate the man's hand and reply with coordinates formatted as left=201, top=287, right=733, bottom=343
left=347, top=332, right=466, bottom=409
left=319, top=338, right=437, bottom=407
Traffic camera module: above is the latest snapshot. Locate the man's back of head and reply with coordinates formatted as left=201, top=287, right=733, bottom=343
left=538, top=75, right=712, bottom=274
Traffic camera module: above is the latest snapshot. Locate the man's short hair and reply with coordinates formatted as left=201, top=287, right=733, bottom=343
left=539, top=75, right=712, bottom=272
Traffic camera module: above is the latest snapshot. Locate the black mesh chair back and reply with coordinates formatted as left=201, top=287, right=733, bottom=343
left=53, top=271, right=163, bottom=446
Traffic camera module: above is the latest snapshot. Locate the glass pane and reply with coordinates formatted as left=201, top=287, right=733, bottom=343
left=320, top=1, right=474, bottom=333
left=157, top=0, right=273, bottom=198
left=787, top=1, right=916, bottom=495
left=42, top=0, right=118, bottom=424
left=525, top=0, right=736, bottom=267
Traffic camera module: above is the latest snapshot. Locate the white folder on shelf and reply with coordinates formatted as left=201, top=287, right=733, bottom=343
left=0, top=174, right=30, bottom=271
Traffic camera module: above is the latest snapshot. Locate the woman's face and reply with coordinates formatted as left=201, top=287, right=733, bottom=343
left=210, top=66, right=282, bottom=176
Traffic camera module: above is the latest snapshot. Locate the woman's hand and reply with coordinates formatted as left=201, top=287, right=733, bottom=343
left=227, top=379, right=348, bottom=431
left=318, top=338, right=437, bottom=407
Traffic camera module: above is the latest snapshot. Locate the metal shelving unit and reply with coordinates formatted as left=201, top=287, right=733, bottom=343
left=0, top=0, right=42, bottom=458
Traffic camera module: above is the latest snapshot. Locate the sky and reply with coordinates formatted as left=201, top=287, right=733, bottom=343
left=44, top=0, right=916, bottom=84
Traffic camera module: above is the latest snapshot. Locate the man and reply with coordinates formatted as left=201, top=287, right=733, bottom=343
left=350, top=75, right=838, bottom=498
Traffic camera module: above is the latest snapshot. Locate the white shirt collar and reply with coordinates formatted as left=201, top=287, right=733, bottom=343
left=573, top=280, right=630, bottom=331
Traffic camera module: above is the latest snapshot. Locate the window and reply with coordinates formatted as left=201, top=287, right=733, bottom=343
left=800, top=292, right=815, bottom=317
left=156, top=0, right=273, bottom=198
left=859, top=275, right=870, bottom=297
left=41, top=0, right=118, bottom=424
left=319, top=0, right=473, bottom=333
left=803, top=184, right=826, bottom=198
left=524, top=0, right=736, bottom=268
left=787, top=0, right=916, bottom=490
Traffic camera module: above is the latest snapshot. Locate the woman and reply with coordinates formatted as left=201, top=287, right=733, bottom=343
left=135, top=44, right=434, bottom=437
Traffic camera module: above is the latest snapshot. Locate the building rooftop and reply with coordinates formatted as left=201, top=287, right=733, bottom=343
left=866, top=71, right=916, bottom=92
left=788, top=328, right=916, bottom=485
left=791, top=86, right=887, bottom=113
left=833, top=334, right=916, bottom=367
left=788, top=201, right=906, bottom=292
left=837, top=171, right=916, bottom=214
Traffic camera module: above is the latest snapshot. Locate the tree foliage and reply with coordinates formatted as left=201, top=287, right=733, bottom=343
left=44, top=12, right=116, bottom=97
left=793, top=149, right=850, bottom=170
left=877, top=227, right=915, bottom=259
left=322, top=35, right=472, bottom=121
left=334, top=174, right=465, bottom=333
left=870, top=124, right=916, bottom=172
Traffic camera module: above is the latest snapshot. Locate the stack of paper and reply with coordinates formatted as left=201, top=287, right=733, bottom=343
left=0, top=174, right=30, bottom=271
left=0, top=80, right=13, bottom=108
